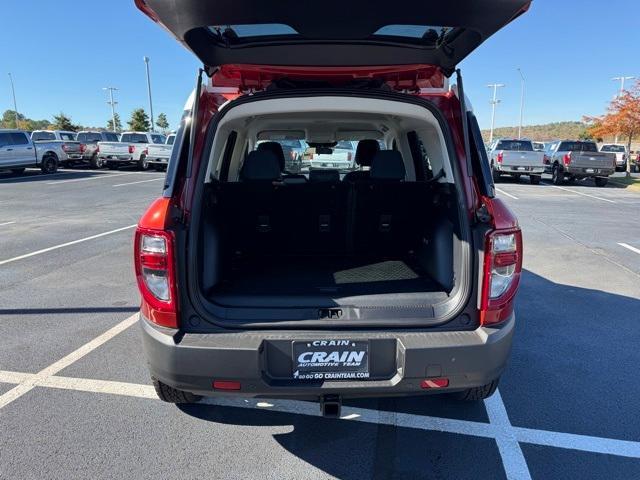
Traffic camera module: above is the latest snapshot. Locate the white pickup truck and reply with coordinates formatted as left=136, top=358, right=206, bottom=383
left=487, top=139, right=545, bottom=184
left=599, top=144, right=628, bottom=172
left=97, top=131, right=166, bottom=170
left=0, top=129, right=68, bottom=174
left=30, top=130, right=83, bottom=166
left=309, top=140, right=357, bottom=171
left=145, top=133, right=175, bottom=170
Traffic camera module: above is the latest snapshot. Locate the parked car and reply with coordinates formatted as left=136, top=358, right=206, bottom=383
left=309, top=140, right=357, bottom=171
left=134, top=0, right=527, bottom=414
left=532, top=142, right=545, bottom=152
left=76, top=131, right=120, bottom=168
left=98, top=131, right=166, bottom=170
left=0, top=129, right=67, bottom=174
left=146, top=134, right=176, bottom=170
left=599, top=144, right=628, bottom=172
left=630, top=151, right=640, bottom=172
left=488, top=139, right=545, bottom=184
left=30, top=130, right=82, bottom=166
left=544, top=140, right=615, bottom=187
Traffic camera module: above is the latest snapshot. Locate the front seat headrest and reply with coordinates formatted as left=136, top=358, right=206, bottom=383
left=310, top=169, right=340, bottom=183
left=370, top=150, right=406, bottom=181
left=257, top=141, right=285, bottom=171
left=354, top=139, right=380, bottom=167
left=240, top=150, right=281, bottom=182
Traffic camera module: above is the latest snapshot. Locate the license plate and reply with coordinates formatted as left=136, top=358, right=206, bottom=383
left=292, top=340, right=370, bottom=380
left=585, top=168, right=594, bottom=173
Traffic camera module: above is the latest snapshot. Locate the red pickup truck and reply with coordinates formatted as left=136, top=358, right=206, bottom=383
left=134, top=0, right=527, bottom=416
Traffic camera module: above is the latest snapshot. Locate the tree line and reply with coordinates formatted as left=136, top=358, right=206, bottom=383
left=0, top=109, right=170, bottom=133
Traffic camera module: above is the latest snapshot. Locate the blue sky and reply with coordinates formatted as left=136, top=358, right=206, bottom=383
left=2, top=0, right=638, bottom=131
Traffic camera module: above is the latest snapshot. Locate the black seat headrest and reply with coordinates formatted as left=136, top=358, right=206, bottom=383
left=257, top=142, right=285, bottom=171
left=310, top=169, right=340, bottom=183
left=240, top=150, right=281, bottom=182
left=354, top=139, right=380, bottom=167
left=370, top=150, right=406, bottom=181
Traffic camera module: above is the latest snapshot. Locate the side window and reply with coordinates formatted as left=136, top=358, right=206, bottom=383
left=10, top=133, right=29, bottom=145
left=406, top=131, right=433, bottom=181
left=0, top=132, right=12, bottom=147
left=467, top=112, right=495, bottom=198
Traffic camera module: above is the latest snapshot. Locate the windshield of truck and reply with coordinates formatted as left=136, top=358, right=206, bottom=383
left=58, top=132, right=76, bottom=141
left=601, top=145, right=626, bottom=153
left=151, top=134, right=166, bottom=144
left=79, top=133, right=103, bottom=143
left=496, top=140, right=533, bottom=151
left=104, top=132, right=119, bottom=142
left=121, top=133, right=148, bottom=143
left=32, top=131, right=56, bottom=141
left=559, top=141, right=598, bottom=152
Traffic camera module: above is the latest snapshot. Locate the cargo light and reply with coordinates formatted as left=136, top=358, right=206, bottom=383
left=213, top=380, right=241, bottom=391
left=480, top=229, right=523, bottom=326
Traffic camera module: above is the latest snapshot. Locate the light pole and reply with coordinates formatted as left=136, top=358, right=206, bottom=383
left=487, top=83, right=506, bottom=144
left=612, top=76, right=635, bottom=143
left=517, top=69, right=525, bottom=139
left=7, top=73, right=19, bottom=129
left=103, top=87, right=119, bottom=132
left=143, top=56, right=154, bottom=132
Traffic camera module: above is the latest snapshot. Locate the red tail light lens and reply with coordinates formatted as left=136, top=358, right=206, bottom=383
left=563, top=153, right=572, bottom=166
left=80, top=144, right=86, bottom=153
left=347, top=152, right=353, bottom=162
left=95, top=146, right=100, bottom=154
left=496, top=152, right=503, bottom=164
left=134, top=198, right=178, bottom=328
left=129, top=145, right=135, bottom=154
left=480, top=229, right=523, bottom=326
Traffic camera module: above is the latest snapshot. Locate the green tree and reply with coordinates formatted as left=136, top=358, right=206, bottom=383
left=127, top=108, right=151, bottom=132
left=52, top=112, right=79, bottom=131
left=107, top=113, right=122, bottom=132
left=1, top=110, right=26, bottom=129
left=156, top=113, right=169, bottom=133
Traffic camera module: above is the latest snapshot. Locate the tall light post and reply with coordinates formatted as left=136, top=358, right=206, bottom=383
left=7, top=73, right=19, bottom=128
left=102, top=87, right=119, bottom=132
left=517, top=68, right=525, bottom=139
left=487, top=83, right=506, bottom=144
left=612, top=76, right=635, bottom=143
left=143, top=56, right=155, bottom=132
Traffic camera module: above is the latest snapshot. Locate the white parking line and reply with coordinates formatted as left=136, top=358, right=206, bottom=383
left=46, top=172, right=140, bottom=185
left=618, top=243, right=640, bottom=255
left=0, top=224, right=136, bottom=266
left=0, top=314, right=138, bottom=409
left=113, top=178, right=164, bottom=187
left=0, top=221, right=16, bottom=227
left=542, top=183, right=617, bottom=204
left=495, top=188, right=519, bottom=200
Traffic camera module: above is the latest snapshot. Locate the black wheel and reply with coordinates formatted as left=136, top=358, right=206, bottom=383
left=452, top=378, right=500, bottom=401
left=10, top=168, right=26, bottom=175
left=107, top=161, right=118, bottom=170
left=40, top=154, right=58, bottom=174
left=90, top=154, right=104, bottom=169
left=551, top=164, right=564, bottom=185
left=491, top=165, right=501, bottom=183
left=530, top=175, right=541, bottom=185
left=565, top=176, right=576, bottom=184
left=137, top=155, right=149, bottom=171
left=152, top=377, right=201, bottom=404
left=594, top=177, right=608, bottom=187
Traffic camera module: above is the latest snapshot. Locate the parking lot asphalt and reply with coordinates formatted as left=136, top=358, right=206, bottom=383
left=1, top=168, right=639, bottom=479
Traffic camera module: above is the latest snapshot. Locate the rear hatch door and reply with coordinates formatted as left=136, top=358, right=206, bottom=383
left=136, top=0, right=530, bottom=76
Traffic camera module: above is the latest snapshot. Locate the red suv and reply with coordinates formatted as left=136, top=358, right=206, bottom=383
left=134, top=0, right=527, bottom=415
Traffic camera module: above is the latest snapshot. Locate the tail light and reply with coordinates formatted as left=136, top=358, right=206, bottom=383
left=480, top=229, right=523, bottom=326
left=129, top=145, right=135, bottom=154
left=543, top=154, right=550, bottom=165
left=143, top=148, right=148, bottom=156
left=347, top=152, right=353, bottom=162
left=80, top=144, right=86, bottom=153
left=496, top=152, right=503, bottom=164
left=95, top=146, right=100, bottom=154
left=563, top=152, right=572, bottom=166
left=134, top=198, right=178, bottom=328
left=290, top=150, right=297, bottom=161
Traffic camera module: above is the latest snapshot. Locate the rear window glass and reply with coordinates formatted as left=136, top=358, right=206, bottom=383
left=496, top=140, right=533, bottom=151
left=373, top=25, right=454, bottom=44
left=80, top=133, right=103, bottom=143
left=151, top=134, right=166, bottom=144
left=335, top=141, right=355, bottom=150
left=32, top=131, right=56, bottom=141
left=58, top=132, right=76, bottom=141
left=104, top=133, right=119, bottom=142
left=121, top=133, right=148, bottom=143
left=601, top=145, right=626, bottom=152
left=166, top=135, right=175, bottom=145
left=559, top=142, right=598, bottom=152
left=209, top=24, right=298, bottom=40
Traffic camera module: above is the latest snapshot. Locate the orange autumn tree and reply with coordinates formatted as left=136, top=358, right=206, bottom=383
left=584, top=80, right=640, bottom=176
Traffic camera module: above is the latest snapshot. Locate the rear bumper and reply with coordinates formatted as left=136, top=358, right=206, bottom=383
left=140, top=313, right=515, bottom=399
left=99, top=155, right=134, bottom=162
left=496, top=165, right=544, bottom=174
left=566, top=166, right=614, bottom=177
left=147, top=157, right=170, bottom=165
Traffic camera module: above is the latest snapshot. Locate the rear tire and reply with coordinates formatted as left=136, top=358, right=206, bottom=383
left=152, top=377, right=202, bottom=404
left=40, top=154, right=58, bottom=174
left=137, top=155, right=149, bottom=171
left=551, top=164, right=564, bottom=185
left=90, top=155, right=104, bottom=169
left=594, top=177, right=608, bottom=187
left=530, top=175, right=541, bottom=185
left=453, top=378, right=500, bottom=401
left=11, top=168, right=26, bottom=175
left=491, top=165, right=500, bottom=183
left=107, top=161, right=118, bottom=170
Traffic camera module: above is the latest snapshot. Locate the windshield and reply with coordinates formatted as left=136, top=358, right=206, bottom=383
left=151, top=134, right=166, bottom=144
left=601, top=145, right=626, bottom=153
left=496, top=140, right=533, bottom=151
left=559, top=141, right=598, bottom=152
left=58, top=132, right=76, bottom=141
